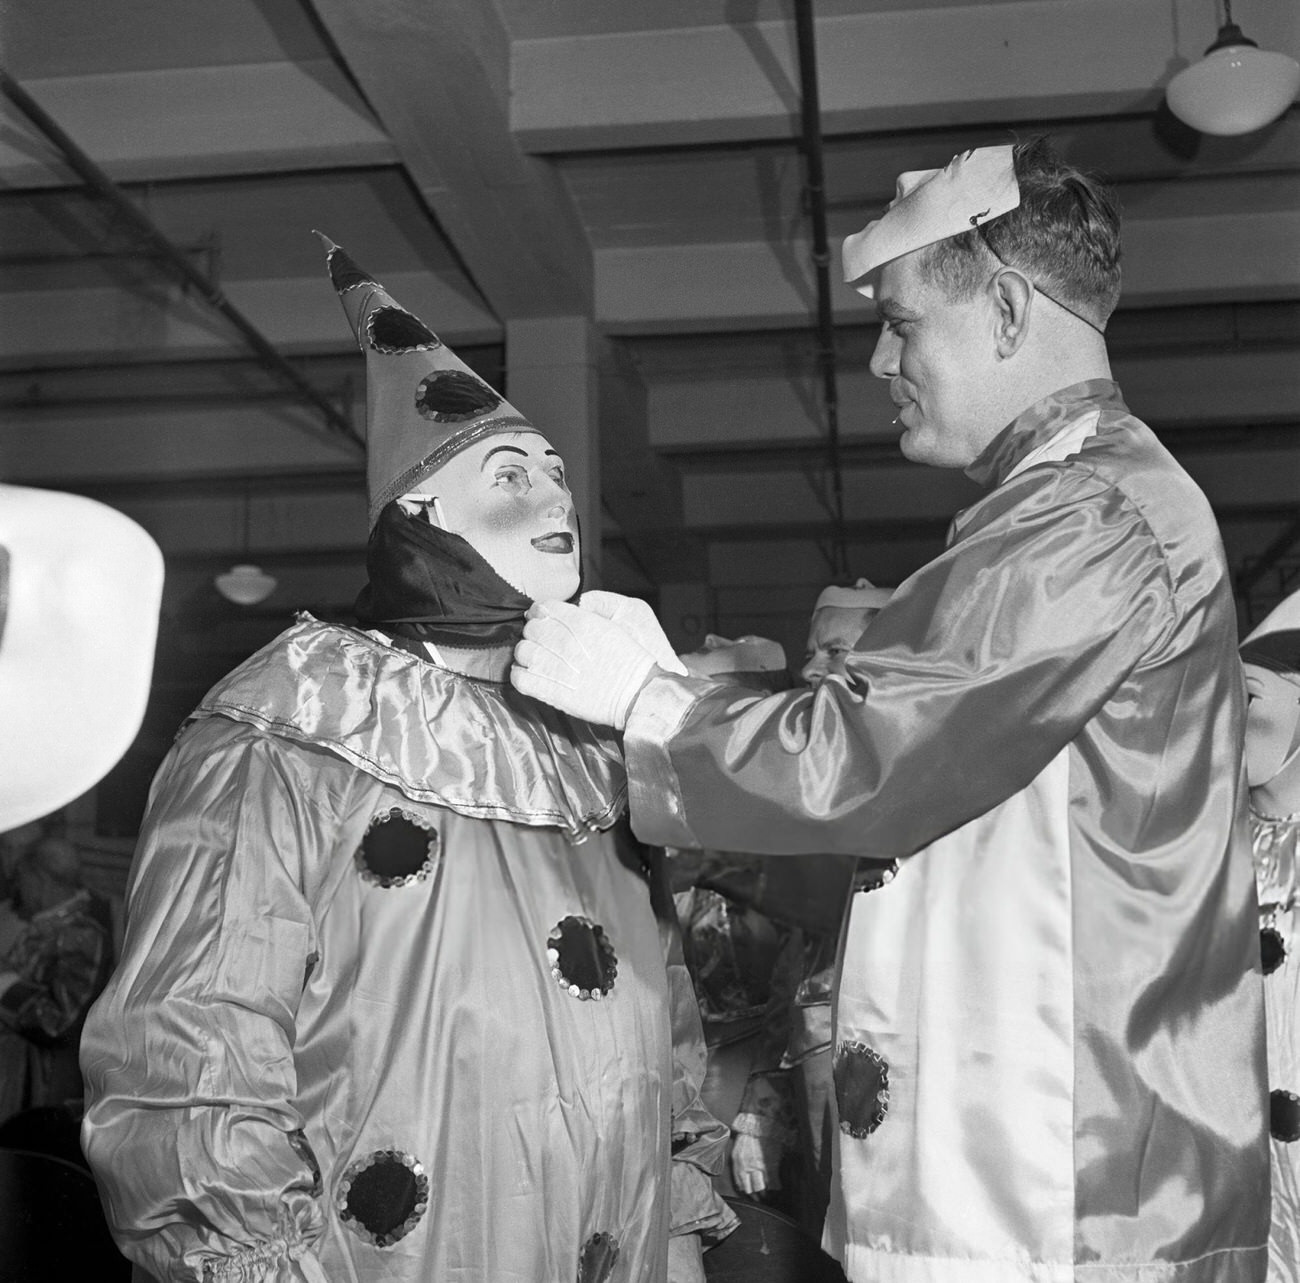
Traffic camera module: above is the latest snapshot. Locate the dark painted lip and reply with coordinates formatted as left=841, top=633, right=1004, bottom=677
left=531, top=532, right=575, bottom=554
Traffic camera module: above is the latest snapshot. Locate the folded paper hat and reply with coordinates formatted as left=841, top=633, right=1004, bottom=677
left=317, top=232, right=542, bottom=529
left=842, top=145, right=1020, bottom=298
left=0, top=485, right=164, bottom=829
left=1240, top=589, right=1300, bottom=676
left=814, top=578, right=893, bottom=613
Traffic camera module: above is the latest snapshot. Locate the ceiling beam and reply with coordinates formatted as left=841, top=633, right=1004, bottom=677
left=595, top=206, right=1300, bottom=334
left=307, top=0, right=594, bottom=319
left=0, top=66, right=363, bottom=455
left=0, top=270, right=500, bottom=369
left=0, top=62, right=396, bottom=187
left=511, top=0, right=1298, bottom=151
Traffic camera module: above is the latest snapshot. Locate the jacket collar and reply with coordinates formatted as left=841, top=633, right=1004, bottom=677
left=965, top=380, right=1126, bottom=490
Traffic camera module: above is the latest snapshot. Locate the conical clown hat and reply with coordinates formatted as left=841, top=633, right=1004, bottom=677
left=317, top=233, right=542, bottom=529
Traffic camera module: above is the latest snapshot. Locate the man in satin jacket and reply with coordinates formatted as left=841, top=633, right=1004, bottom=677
left=511, top=137, right=1270, bottom=1283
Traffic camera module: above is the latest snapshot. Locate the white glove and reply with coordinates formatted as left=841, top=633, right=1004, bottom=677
left=512, top=600, right=659, bottom=729
left=580, top=590, right=688, bottom=676
left=730, top=1129, right=782, bottom=1195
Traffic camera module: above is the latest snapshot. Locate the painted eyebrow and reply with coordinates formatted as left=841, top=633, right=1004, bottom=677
left=481, top=444, right=528, bottom=467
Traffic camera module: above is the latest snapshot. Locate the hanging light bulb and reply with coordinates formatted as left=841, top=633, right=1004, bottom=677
left=214, top=492, right=277, bottom=605
left=215, top=563, right=277, bottom=606
left=1166, top=0, right=1300, bottom=136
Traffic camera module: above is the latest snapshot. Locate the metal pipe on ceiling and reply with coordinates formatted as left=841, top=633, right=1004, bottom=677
left=0, top=66, right=362, bottom=455
left=792, top=0, right=848, bottom=579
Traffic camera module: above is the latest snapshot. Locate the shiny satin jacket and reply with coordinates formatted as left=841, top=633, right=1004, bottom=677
left=623, top=382, right=1269, bottom=1283
left=81, top=620, right=725, bottom=1283
left=1251, top=810, right=1300, bottom=1283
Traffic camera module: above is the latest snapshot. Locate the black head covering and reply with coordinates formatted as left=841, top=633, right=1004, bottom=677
left=354, top=501, right=581, bottom=650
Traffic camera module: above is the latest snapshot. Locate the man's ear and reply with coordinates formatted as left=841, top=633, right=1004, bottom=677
left=990, top=268, right=1034, bottom=358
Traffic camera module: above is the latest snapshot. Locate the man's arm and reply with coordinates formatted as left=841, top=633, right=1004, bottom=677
left=81, top=721, right=329, bottom=1283
left=521, top=467, right=1170, bottom=859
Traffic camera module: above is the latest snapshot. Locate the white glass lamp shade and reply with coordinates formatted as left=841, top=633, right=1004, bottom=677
left=1167, top=35, right=1300, bottom=136
left=215, top=563, right=277, bottom=605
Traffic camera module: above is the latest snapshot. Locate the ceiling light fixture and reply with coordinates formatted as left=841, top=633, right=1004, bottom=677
left=214, top=493, right=277, bottom=606
left=1166, top=0, right=1300, bottom=136
left=215, top=563, right=277, bottom=606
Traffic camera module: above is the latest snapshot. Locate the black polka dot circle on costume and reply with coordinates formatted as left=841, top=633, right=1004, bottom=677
left=1272, top=1089, right=1300, bottom=1143
left=367, top=305, right=442, bottom=354
left=356, top=807, right=439, bottom=888
left=834, top=1040, right=890, bottom=1139
left=578, top=1231, right=619, bottom=1283
left=414, top=369, right=502, bottom=423
left=337, top=1149, right=429, bottom=1247
left=547, top=916, right=618, bottom=1001
left=1262, top=926, right=1287, bottom=976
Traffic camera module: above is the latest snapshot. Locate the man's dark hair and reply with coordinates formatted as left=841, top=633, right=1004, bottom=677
left=920, top=136, right=1122, bottom=329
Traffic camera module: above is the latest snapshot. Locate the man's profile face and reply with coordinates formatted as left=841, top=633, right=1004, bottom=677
left=402, top=430, right=581, bottom=603
left=801, top=605, right=878, bottom=688
left=868, top=249, right=998, bottom=469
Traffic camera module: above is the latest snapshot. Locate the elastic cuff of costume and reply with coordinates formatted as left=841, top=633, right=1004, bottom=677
left=202, top=1235, right=320, bottom=1283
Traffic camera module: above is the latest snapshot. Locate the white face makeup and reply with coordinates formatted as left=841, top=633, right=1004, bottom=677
left=1244, top=663, right=1300, bottom=792
left=400, top=431, right=580, bottom=603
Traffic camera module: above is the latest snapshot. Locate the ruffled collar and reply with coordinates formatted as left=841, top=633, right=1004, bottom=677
left=191, top=614, right=626, bottom=839
left=965, top=379, right=1127, bottom=490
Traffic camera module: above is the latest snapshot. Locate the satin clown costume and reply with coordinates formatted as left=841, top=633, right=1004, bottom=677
left=615, top=153, right=1268, bottom=1283
left=1241, top=593, right=1300, bottom=1283
left=80, top=240, right=732, bottom=1283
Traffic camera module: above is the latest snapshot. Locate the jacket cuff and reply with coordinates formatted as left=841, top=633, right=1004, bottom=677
left=624, top=673, right=703, bottom=849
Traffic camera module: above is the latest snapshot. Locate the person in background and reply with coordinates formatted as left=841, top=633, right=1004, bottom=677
left=0, top=835, right=111, bottom=1125
left=669, top=635, right=804, bottom=1215
left=679, top=633, right=791, bottom=686
left=673, top=588, right=896, bottom=1238
left=81, top=238, right=731, bottom=1283
left=1241, top=590, right=1300, bottom=1283
left=511, top=138, right=1268, bottom=1283
left=760, top=579, right=894, bottom=1235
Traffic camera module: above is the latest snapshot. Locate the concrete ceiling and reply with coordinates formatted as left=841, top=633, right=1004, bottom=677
left=1, top=0, right=1298, bottom=783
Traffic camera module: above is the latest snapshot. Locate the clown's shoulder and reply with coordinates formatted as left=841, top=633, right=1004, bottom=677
left=183, top=611, right=628, bottom=840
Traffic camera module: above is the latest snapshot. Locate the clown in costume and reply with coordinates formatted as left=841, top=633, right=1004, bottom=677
left=511, top=140, right=1269, bottom=1282
left=1241, top=591, right=1300, bottom=1283
left=80, top=238, right=732, bottom=1283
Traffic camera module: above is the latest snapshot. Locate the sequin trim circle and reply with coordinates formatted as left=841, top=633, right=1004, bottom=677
left=578, top=1230, right=620, bottom=1283
left=835, top=1040, right=890, bottom=1139
left=355, top=806, right=439, bottom=889
left=365, top=305, right=442, bottom=354
left=547, top=915, right=618, bottom=1001
left=337, top=1148, right=429, bottom=1247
